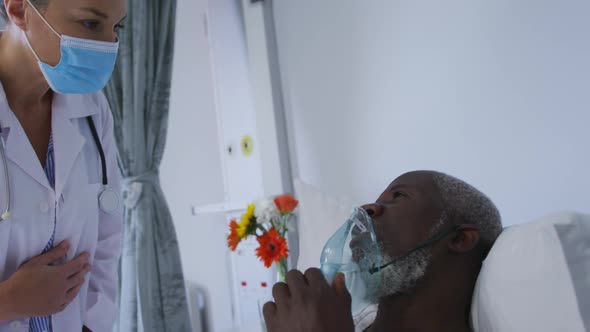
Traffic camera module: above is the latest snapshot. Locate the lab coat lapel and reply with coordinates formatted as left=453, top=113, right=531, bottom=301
left=4, top=122, right=53, bottom=190
left=52, top=94, right=90, bottom=199
left=0, top=85, right=52, bottom=190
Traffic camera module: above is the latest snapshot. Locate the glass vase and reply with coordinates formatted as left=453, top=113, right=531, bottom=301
left=276, top=258, right=288, bottom=283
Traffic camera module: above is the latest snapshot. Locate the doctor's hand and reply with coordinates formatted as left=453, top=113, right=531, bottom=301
left=1, top=241, right=91, bottom=319
left=263, top=269, right=355, bottom=332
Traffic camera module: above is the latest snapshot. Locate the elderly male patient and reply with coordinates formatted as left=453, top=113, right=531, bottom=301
left=263, top=171, right=503, bottom=332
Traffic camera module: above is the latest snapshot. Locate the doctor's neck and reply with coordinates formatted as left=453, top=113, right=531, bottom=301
left=0, top=25, right=53, bottom=113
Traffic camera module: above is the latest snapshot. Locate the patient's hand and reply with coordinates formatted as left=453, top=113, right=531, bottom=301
left=263, top=268, right=354, bottom=332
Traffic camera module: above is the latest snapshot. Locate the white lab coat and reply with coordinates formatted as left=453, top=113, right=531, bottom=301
left=0, top=83, right=123, bottom=332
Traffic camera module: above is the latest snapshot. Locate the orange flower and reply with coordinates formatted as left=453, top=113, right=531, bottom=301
left=255, top=228, right=289, bottom=268
left=227, top=219, right=241, bottom=251
left=274, top=194, right=299, bottom=214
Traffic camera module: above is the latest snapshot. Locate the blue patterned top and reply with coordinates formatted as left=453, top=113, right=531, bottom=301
left=29, top=134, right=56, bottom=332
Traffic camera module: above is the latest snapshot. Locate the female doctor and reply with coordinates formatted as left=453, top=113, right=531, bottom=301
left=0, top=0, right=125, bottom=331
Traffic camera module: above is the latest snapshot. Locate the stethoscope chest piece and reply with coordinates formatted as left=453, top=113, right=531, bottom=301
left=99, top=187, right=119, bottom=213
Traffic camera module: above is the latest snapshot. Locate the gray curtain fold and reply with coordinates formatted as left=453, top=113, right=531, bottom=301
left=104, top=0, right=191, bottom=331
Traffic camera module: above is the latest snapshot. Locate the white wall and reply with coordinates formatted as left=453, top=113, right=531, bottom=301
left=273, top=0, right=590, bottom=226
left=160, top=0, right=233, bottom=331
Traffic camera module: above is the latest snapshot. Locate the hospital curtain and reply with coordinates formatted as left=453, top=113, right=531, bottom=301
left=103, top=0, right=191, bottom=331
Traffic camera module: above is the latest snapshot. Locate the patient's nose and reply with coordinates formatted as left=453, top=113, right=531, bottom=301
left=362, top=203, right=383, bottom=217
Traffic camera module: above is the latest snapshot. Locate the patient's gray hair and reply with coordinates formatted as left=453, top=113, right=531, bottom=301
left=430, top=172, right=503, bottom=250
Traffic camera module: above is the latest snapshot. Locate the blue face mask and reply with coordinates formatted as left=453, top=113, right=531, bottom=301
left=24, top=0, right=119, bottom=94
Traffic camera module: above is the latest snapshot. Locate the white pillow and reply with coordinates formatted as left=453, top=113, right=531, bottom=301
left=293, top=178, right=359, bottom=270
left=471, top=211, right=590, bottom=332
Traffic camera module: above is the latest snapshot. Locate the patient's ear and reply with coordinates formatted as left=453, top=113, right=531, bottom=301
left=447, top=225, right=480, bottom=253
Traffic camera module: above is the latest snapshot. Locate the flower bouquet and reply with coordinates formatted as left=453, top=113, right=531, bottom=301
left=227, top=194, right=299, bottom=281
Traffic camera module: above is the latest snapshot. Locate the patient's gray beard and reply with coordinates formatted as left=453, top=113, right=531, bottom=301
left=365, top=247, right=432, bottom=303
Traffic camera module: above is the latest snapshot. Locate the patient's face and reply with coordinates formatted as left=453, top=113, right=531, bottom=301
left=360, top=171, right=445, bottom=299
left=362, top=171, right=444, bottom=258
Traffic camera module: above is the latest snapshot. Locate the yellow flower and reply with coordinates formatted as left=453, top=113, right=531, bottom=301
left=236, top=219, right=249, bottom=238
left=246, top=203, right=255, bottom=219
left=236, top=203, right=256, bottom=238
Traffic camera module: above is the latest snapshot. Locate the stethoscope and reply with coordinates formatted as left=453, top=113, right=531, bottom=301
left=0, top=116, right=120, bottom=222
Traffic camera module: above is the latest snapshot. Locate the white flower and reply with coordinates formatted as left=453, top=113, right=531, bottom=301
left=254, top=198, right=279, bottom=225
